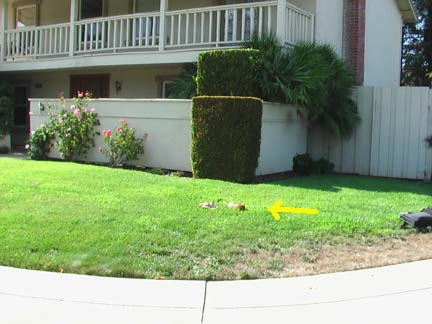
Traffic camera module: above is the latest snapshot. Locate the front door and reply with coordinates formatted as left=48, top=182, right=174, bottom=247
left=11, top=86, right=29, bottom=149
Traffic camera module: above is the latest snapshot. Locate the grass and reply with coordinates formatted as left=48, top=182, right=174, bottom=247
left=1, top=158, right=431, bottom=280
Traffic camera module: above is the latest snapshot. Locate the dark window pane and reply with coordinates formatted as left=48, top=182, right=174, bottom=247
left=81, top=0, right=103, bottom=19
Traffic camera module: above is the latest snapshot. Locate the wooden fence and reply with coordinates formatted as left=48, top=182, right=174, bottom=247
left=308, top=86, right=432, bottom=181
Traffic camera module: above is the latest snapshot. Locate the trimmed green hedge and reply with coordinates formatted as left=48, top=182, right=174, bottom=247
left=191, top=96, right=263, bottom=183
left=196, top=49, right=259, bottom=96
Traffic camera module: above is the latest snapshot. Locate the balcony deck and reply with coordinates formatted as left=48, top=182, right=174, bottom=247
left=0, top=1, right=314, bottom=71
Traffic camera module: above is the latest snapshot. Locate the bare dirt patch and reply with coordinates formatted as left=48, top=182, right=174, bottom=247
left=220, top=233, right=432, bottom=280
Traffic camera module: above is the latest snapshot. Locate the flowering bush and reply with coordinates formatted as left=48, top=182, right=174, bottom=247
left=26, top=124, right=55, bottom=160
left=100, top=119, right=147, bottom=167
left=49, top=92, right=100, bottom=161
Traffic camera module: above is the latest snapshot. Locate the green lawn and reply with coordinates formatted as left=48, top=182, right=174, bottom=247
left=1, top=159, right=431, bottom=279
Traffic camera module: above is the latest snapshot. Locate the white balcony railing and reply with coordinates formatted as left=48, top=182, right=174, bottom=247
left=2, top=1, right=314, bottom=62
left=5, top=23, right=70, bottom=59
left=165, top=2, right=277, bottom=48
left=75, top=12, right=160, bottom=53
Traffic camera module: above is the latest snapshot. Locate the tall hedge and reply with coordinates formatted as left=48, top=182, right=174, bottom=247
left=196, top=49, right=259, bottom=96
left=191, top=96, right=263, bottom=183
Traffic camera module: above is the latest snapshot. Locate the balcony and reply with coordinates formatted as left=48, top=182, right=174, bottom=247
left=0, top=1, right=314, bottom=70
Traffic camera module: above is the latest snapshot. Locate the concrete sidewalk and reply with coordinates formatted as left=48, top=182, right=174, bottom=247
left=0, top=151, right=28, bottom=159
left=1, top=260, right=432, bottom=324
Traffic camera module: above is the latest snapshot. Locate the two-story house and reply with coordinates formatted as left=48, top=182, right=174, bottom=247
left=0, top=0, right=416, bottom=148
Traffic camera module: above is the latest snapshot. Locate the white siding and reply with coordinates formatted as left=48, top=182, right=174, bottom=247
left=314, top=0, right=344, bottom=56
left=364, top=0, right=403, bottom=86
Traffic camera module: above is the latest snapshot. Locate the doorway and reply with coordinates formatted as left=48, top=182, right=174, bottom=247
left=11, top=86, right=29, bottom=149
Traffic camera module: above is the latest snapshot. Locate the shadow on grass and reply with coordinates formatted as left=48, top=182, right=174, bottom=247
left=265, top=173, right=432, bottom=196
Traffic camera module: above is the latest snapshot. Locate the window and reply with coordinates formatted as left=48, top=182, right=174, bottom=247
left=15, top=4, right=36, bottom=28
left=162, top=81, right=174, bottom=98
left=80, top=0, right=103, bottom=20
left=70, top=75, right=110, bottom=99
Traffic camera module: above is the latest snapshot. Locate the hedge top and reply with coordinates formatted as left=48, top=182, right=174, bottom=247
left=196, top=49, right=259, bottom=97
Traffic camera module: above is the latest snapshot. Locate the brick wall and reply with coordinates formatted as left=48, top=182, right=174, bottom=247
left=343, top=0, right=366, bottom=85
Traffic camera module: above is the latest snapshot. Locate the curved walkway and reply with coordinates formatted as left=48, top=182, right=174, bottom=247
left=1, top=260, right=432, bottom=324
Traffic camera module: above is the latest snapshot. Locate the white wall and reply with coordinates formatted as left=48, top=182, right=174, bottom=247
left=29, top=99, right=307, bottom=175
left=314, top=0, right=344, bottom=56
left=364, top=0, right=403, bottom=86
left=0, top=135, right=10, bottom=149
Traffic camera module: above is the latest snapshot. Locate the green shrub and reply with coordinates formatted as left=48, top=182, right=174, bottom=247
left=196, top=49, right=259, bottom=96
left=0, top=96, right=14, bottom=138
left=26, top=124, right=54, bottom=160
left=191, top=96, right=263, bottom=183
left=169, top=63, right=197, bottom=99
left=293, top=154, right=334, bottom=176
left=293, top=154, right=315, bottom=176
left=243, top=35, right=360, bottom=139
left=150, top=168, right=168, bottom=175
left=50, top=92, right=100, bottom=161
left=99, top=119, right=147, bottom=168
left=315, top=157, right=335, bottom=174
left=426, top=135, right=432, bottom=148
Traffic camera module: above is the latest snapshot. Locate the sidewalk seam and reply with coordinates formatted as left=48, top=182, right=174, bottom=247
left=201, top=281, right=208, bottom=324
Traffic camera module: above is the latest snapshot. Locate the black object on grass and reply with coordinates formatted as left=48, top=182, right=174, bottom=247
left=400, top=208, right=432, bottom=230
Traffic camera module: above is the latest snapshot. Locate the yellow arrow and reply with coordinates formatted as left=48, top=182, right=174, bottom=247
left=268, top=200, right=318, bottom=221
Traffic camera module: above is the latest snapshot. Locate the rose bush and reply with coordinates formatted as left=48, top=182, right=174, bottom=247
left=27, top=91, right=100, bottom=161
left=100, top=119, right=147, bottom=168
left=49, top=92, right=100, bottom=161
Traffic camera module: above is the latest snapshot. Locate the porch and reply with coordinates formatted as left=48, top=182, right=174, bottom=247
left=0, top=0, right=314, bottom=69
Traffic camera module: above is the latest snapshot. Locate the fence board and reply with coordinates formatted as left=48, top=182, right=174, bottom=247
left=425, top=91, right=432, bottom=181
left=308, top=86, right=431, bottom=180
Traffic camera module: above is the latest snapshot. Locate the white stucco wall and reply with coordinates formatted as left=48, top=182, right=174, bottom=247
left=0, top=135, right=10, bottom=149
left=314, top=0, right=344, bottom=56
left=29, top=99, right=307, bottom=175
left=364, top=0, right=403, bottom=86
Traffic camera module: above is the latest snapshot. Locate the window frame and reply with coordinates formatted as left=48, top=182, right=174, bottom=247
left=161, top=80, right=175, bottom=99
left=14, top=0, right=39, bottom=29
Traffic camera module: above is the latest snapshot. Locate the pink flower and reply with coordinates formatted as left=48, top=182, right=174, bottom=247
left=58, top=118, right=63, bottom=123
left=120, top=119, right=127, bottom=125
left=90, top=108, right=95, bottom=113
left=70, top=105, right=75, bottom=110
left=116, top=127, right=123, bottom=133
left=85, top=91, right=89, bottom=97
left=102, top=130, right=106, bottom=134
left=77, top=91, right=83, bottom=98
left=84, top=108, right=88, bottom=113
left=98, top=147, right=102, bottom=153
left=74, top=109, right=82, bottom=120
left=105, top=130, right=111, bottom=137
left=25, top=144, right=30, bottom=150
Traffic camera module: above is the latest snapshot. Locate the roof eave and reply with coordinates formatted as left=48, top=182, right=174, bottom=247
left=396, top=0, right=418, bottom=24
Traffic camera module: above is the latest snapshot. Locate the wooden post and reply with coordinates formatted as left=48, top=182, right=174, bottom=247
left=159, top=0, right=167, bottom=51
left=276, top=0, right=286, bottom=43
left=0, top=1, right=7, bottom=62
left=69, top=0, right=78, bottom=56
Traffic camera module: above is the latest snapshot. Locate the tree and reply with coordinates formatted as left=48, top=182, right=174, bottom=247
left=402, top=0, right=432, bottom=86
